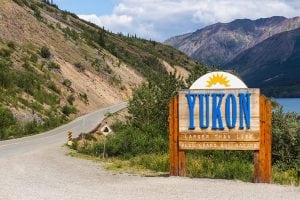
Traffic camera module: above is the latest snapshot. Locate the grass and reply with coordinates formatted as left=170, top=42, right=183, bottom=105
left=272, top=167, right=300, bottom=185
left=68, top=151, right=168, bottom=177
left=186, top=153, right=254, bottom=182
left=68, top=150, right=299, bottom=186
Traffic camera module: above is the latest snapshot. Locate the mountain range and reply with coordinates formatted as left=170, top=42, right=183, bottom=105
left=165, top=16, right=300, bottom=97
left=225, top=27, right=300, bottom=97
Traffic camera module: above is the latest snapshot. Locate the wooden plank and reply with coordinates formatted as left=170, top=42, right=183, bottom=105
left=254, top=95, right=266, bottom=183
left=178, top=89, right=260, bottom=133
left=179, top=141, right=260, bottom=150
left=260, top=96, right=267, bottom=183
left=253, top=150, right=259, bottom=182
left=178, top=150, right=186, bottom=176
left=173, top=95, right=179, bottom=176
left=265, top=100, right=272, bottom=183
left=169, top=98, right=175, bottom=176
left=179, top=132, right=259, bottom=142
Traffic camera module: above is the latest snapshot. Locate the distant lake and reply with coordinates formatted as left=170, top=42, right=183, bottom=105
left=275, top=98, right=300, bottom=114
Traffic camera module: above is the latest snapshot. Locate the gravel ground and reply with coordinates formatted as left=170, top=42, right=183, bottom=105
left=0, top=144, right=299, bottom=200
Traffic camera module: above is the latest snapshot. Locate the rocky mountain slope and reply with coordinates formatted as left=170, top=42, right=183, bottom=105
left=225, top=28, right=300, bottom=97
left=165, top=16, right=300, bottom=66
left=0, top=0, right=199, bottom=139
left=165, top=16, right=300, bottom=97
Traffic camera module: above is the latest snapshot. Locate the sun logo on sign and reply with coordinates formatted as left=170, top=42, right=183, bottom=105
left=206, top=73, right=230, bottom=88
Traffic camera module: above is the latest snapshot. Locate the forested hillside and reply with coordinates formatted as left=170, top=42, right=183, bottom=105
left=0, top=0, right=204, bottom=139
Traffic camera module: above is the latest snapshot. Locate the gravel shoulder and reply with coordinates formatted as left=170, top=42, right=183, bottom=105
left=0, top=144, right=299, bottom=200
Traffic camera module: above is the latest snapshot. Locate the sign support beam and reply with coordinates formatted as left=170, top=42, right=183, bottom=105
left=169, top=95, right=186, bottom=176
left=254, top=96, right=272, bottom=183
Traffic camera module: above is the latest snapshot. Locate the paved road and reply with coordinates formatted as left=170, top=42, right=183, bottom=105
left=0, top=102, right=127, bottom=158
left=0, top=102, right=299, bottom=200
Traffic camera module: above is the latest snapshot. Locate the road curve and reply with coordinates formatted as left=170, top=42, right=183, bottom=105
left=0, top=102, right=127, bottom=158
left=0, top=102, right=299, bottom=200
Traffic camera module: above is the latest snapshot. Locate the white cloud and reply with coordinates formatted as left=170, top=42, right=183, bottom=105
left=78, top=0, right=300, bottom=41
left=79, top=14, right=133, bottom=30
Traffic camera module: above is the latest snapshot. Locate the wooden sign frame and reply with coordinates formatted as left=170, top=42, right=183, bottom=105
left=169, top=95, right=272, bottom=183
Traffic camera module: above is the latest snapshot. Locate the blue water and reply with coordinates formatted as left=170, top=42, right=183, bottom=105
left=275, top=98, right=300, bottom=114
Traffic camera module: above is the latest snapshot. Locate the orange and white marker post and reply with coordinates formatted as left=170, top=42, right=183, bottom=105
left=67, top=131, right=73, bottom=146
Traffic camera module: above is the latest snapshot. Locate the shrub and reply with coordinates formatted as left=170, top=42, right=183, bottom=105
left=79, top=93, right=88, bottom=104
left=271, top=102, right=300, bottom=170
left=129, top=72, right=183, bottom=135
left=0, top=106, right=16, bottom=130
left=97, top=30, right=105, bottom=47
left=62, top=79, right=72, bottom=88
left=40, top=46, right=51, bottom=58
left=15, top=70, right=41, bottom=95
left=22, top=61, right=33, bottom=70
left=62, top=105, right=77, bottom=116
left=30, top=53, right=38, bottom=63
left=63, top=27, right=79, bottom=41
left=104, top=65, right=112, bottom=74
left=109, top=75, right=122, bottom=86
left=186, top=63, right=208, bottom=87
left=0, top=60, right=12, bottom=88
left=67, top=95, right=75, bottom=105
left=48, top=62, right=60, bottom=70
left=43, top=114, right=66, bottom=130
left=31, top=4, right=42, bottom=20
left=104, top=124, right=168, bottom=157
left=22, top=120, right=41, bottom=135
left=7, top=41, right=16, bottom=50
left=0, top=48, right=12, bottom=58
left=33, top=89, right=59, bottom=105
left=12, top=0, right=29, bottom=6
left=0, top=106, right=16, bottom=139
left=74, top=62, right=85, bottom=72
left=56, top=22, right=61, bottom=29
left=47, top=81, right=61, bottom=94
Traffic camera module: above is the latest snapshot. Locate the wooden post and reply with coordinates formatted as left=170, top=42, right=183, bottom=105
left=254, top=96, right=265, bottom=183
left=254, top=96, right=272, bottom=183
left=173, top=95, right=179, bottom=176
left=265, top=100, right=272, bottom=183
left=169, top=95, right=185, bottom=176
left=169, top=98, right=175, bottom=176
left=178, top=150, right=186, bottom=176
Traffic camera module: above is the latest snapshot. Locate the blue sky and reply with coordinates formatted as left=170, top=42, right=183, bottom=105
left=56, top=0, right=119, bottom=15
left=55, top=0, right=300, bottom=42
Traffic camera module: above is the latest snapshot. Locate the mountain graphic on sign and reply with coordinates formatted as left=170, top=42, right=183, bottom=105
left=206, top=74, right=230, bottom=88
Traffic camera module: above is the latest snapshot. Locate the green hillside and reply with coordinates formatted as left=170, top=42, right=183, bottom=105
left=0, top=0, right=205, bottom=140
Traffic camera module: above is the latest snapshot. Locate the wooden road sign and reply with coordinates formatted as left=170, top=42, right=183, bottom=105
left=178, top=88, right=260, bottom=151
left=169, top=72, right=272, bottom=183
